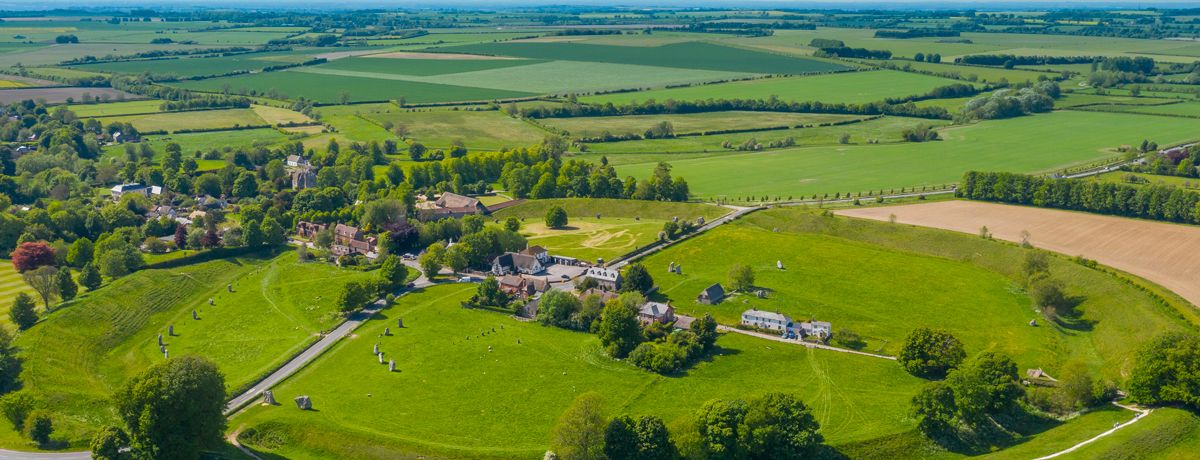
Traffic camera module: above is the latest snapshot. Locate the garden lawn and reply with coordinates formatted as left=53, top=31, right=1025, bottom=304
left=173, top=70, right=537, bottom=104
left=231, top=284, right=925, bottom=459
left=95, top=108, right=267, bottom=133
left=440, top=40, right=849, bottom=74
left=0, top=261, right=33, bottom=329
left=581, top=70, right=969, bottom=105
left=3, top=251, right=378, bottom=449
left=612, top=111, right=1200, bottom=199
left=361, top=106, right=549, bottom=150
left=539, top=112, right=864, bottom=138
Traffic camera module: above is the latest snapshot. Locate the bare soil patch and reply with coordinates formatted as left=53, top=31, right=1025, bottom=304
left=362, top=51, right=522, bottom=60
left=838, top=200, right=1200, bottom=308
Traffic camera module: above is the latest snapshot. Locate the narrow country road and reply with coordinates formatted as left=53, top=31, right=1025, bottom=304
left=1032, top=403, right=1151, bottom=459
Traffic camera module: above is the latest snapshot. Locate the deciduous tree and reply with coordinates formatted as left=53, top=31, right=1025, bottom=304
left=115, top=356, right=226, bottom=459
left=550, top=392, right=606, bottom=460
left=11, top=242, right=55, bottom=272
left=9, top=292, right=36, bottom=330
left=898, top=328, right=966, bottom=378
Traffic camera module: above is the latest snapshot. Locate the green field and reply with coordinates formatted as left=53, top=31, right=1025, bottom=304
left=4, top=251, right=377, bottom=447
left=1058, top=407, right=1200, bottom=459
left=359, top=106, right=549, bottom=150
left=640, top=208, right=1193, bottom=378
left=610, top=111, right=1200, bottom=198
left=576, top=116, right=940, bottom=156
left=317, top=56, right=544, bottom=76
left=441, top=40, right=849, bottom=74
left=1070, top=100, right=1200, bottom=117
left=173, top=69, right=537, bottom=103
left=293, top=60, right=752, bottom=94
left=65, top=99, right=163, bottom=117
left=68, top=50, right=331, bottom=77
left=0, top=43, right=217, bottom=67
left=0, top=261, right=34, bottom=329
left=231, top=284, right=926, bottom=458
left=540, top=112, right=863, bottom=138
left=581, top=70, right=968, bottom=105
left=96, top=108, right=267, bottom=133
left=101, top=128, right=292, bottom=161
left=870, top=59, right=1056, bottom=84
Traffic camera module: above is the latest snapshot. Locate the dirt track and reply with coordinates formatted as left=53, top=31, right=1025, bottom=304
left=837, top=200, right=1200, bottom=308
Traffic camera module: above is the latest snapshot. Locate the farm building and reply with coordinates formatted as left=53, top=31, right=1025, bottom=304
left=491, top=252, right=545, bottom=276
left=638, top=301, right=675, bottom=325
left=418, top=192, right=488, bottom=221
left=697, top=283, right=725, bottom=304
left=794, top=320, right=832, bottom=338
left=584, top=267, right=622, bottom=291
left=741, top=309, right=791, bottom=332
left=110, top=183, right=162, bottom=201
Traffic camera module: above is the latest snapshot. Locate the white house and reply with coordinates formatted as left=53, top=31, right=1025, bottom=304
left=584, top=267, right=622, bottom=291
left=491, top=252, right=545, bottom=276
left=110, top=183, right=160, bottom=200
left=741, top=309, right=791, bottom=332
left=795, top=321, right=832, bottom=338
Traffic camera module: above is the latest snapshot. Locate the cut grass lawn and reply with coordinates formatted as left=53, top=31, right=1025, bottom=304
left=2, top=251, right=378, bottom=448
left=173, top=69, right=537, bottom=104
left=580, top=70, right=970, bottom=105
left=611, top=110, right=1200, bottom=198
left=95, top=108, right=267, bottom=133
left=360, top=106, right=549, bottom=150
left=441, top=40, right=850, bottom=74
left=231, top=284, right=925, bottom=459
left=539, top=112, right=864, bottom=138
left=0, top=260, right=33, bottom=329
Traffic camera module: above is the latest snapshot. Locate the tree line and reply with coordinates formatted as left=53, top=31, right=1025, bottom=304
left=514, top=95, right=957, bottom=121
left=960, top=170, right=1200, bottom=225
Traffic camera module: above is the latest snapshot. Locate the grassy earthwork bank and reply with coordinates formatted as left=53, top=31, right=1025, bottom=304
left=1, top=251, right=377, bottom=448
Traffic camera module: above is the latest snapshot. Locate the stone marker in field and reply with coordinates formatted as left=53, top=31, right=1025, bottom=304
left=379, top=353, right=385, bottom=364
left=397, top=318, right=404, bottom=328
left=157, top=333, right=163, bottom=346
left=262, top=390, right=276, bottom=405
left=227, top=283, right=233, bottom=292
left=192, top=310, right=198, bottom=320
left=208, top=298, right=214, bottom=306
left=163, top=349, right=169, bottom=359
left=168, top=324, right=174, bottom=336
left=384, top=327, right=391, bottom=336
left=294, top=395, right=312, bottom=410
left=777, top=260, right=784, bottom=270
left=373, top=343, right=379, bottom=354
left=388, top=359, right=395, bottom=372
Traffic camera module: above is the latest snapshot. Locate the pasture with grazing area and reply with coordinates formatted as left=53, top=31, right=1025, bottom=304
left=95, top=107, right=267, bottom=133
left=4, top=251, right=377, bottom=447
left=359, top=105, right=549, bottom=150
left=540, top=111, right=865, bottom=138
left=173, top=70, right=538, bottom=104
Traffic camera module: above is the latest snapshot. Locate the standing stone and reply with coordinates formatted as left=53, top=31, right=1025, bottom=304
left=164, top=349, right=169, bottom=359
left=378, top=353, right=384, bottom=364
left=208, top=298, right=214, bottom=306
left=373, top=343, right=379, bottom=355
left=227, top=283, right=233, bottom=292
left=159, top=345, right=166, bottom=354
left=777, top=260, right=784, bottom=270
left=397, top=318, right=404, bottom=328
left=262, top=390, right=276, bottom=405
left=192, top=310, right=198, bottom=320
left=384, top=327, right=391, bottom=336
left=388, top=359, right=396, bottom=372
left=294, top=395, right=312, bottom=410
left=168, top=324, right=174, bottom=336
left=157, top=333, right=163, bottom=347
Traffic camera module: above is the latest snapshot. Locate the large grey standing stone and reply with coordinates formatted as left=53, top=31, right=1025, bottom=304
left=294, top=395, right=312, bottom=410
left=384, top=327, right=391, bottom=336
left=262, top=390, right=276, bottom=405
left=168, top=324, right=174, bottom=336
left=192, top=310, right=198, bottom=320
left=397, top=318, right=404, bottom=328
left=157, top=333, right=163, bottom=347
left=373, top=343, right=379, bottom=354
left=378, top=353, right=384, bottom=364
left=163, top=349, right=169, bottom=359
left=388, top=359, right=396, bottom=372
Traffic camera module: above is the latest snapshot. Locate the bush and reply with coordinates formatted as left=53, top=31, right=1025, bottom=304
left=23, top=410, right=53, bottom=445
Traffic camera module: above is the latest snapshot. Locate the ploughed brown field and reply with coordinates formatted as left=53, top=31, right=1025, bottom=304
left=838, top=200, right=1200, bottom=308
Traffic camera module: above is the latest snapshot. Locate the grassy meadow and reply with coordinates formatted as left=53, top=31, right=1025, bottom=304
left=95, top=108, right=267, bottom=133
left=5, top=251, right=378, bottom=447
left=0, top=261, right=33, bottom=329
left=65, top=99, right=163, bottom=117
left=540, top=112, right=864, bottom=138
left=610, top=110, right=1200, bottom=198
left=360, top=106, right=549, bottom=150
left=173, top=70, right=537, bottom=104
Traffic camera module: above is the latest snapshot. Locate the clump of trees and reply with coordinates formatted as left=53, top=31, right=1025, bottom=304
left=463, top=276, right=511, bottom=310
left=1129, top=332, right=1200, bottom=409
left=548, top=391, right=825, bottom=460
left=910, top=351, right=1024, bottom=445
left=545, top=206, right=568, bottom=229
left=958, top=81, right=1060, bottom=121
left=898, top=328, right=966, bottom=379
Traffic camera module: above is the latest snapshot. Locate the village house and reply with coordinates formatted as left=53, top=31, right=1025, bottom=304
left=296, top=221, right=327, bottom=239
left=491, top=251, right=545, bottom=276
left=110, top=183, right=163, bottom=201
left=146, top=205, right=176, bottom=220
left=417, top=192, right=487, bottom=221
left=638, top=301, right=675, bottom=325
left=741, top=309, right=791, bottom=332
left=583, top=267, right=622, bottom=291
left=519, top=245, right=550, bottom=265
left=498, top=274, right=551, bottom=298
left=697, top=283, right=725, bottom=304
left=793, top=320, right=832, bottom=339
left=578, top=288, right=619, bottom=305
left=286, top=155, right=310, bottom=168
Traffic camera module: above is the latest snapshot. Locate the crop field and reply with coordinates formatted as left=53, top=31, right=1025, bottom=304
left=312, top=104, right=399, bottom=143
left=539, top=112, right=863, bottom=138
left=65, top=99, right=163, bottom=117
left=839, top=200, right=1200, bottom=310
left=67, top=50, right=332, bottom=77
left=361, top=106, right=548, bottom=150
left=575, top=116, right=938, bottom=156
left=0, top=43, right=216, bottom=67
left=293, top=60, right=752, bottom=94
left=612, top=111, right=1200, bottom=198
left=440, top=40, right=850, bottom=74
left=580, top=70, right=968, bottom=105
left=3, top=252, right=377, bottom=447
left=0, top=87, right=140, bottom=104
left=101, top=128, right=292, bottom=160
left=870, top=60, right=1057, bottom=84
left=96, top=108, right=267, bottom=133
left=173, top=70, right=537, bottom=104
left=319, top=55, right=543, bottom=76
left=0, top=261, right=33, bottom=329
left=1071, top=100, right=1200, bottom=117
left=251, top=104, right=315, bottom=125
left=231, top=284, right=927, bottom=458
